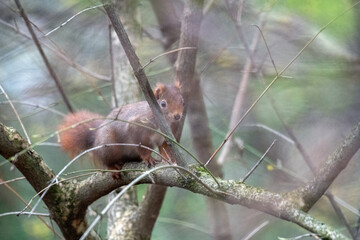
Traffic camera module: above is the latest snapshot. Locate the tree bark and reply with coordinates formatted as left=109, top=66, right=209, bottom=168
left=2, top=119, right=359, bottom=239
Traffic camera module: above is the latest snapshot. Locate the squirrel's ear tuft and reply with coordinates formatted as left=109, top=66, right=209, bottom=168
left=174, top=81, right=181, bottom=90
left=154, top=83, right=165, bottom=99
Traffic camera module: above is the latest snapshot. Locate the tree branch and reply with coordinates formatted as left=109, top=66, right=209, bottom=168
left=135, top=185, right=167, bottom=237
left=171, top=1, right=233, bottom=238
left=0, top=19, right=110, bottom=81
left=289, top=121, right=360, bottom=211
left=75, top=163, right=347, bottom=239
left=14, top=0, right=73, bottom=113
left=74, top=119, right=360, bottom=239
left=2, top=119, right=359, bottom=239
left=150, top=0, right=181, bottom=62
left=0, top=122, right=97, bottom=240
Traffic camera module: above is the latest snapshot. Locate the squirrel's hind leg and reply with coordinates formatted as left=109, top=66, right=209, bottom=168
left=138, top=148, right=159, bottom=167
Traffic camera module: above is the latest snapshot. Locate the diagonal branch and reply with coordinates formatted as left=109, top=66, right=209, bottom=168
left=14, top=0, right=73, bottom=113
left=102, top=0, right=187, bottom=168
left=290, top=121, right=360, bottom=212
left=0, top=84, right=31, bottom=144
left=206, top=0, right=360, bottom=167
left=0, top=19, right=110, bottom=81
left=0, top=122, right=90, bottom=240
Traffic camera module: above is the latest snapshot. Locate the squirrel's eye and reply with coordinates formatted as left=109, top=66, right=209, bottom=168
left=160, top=100, right=167, bottom=108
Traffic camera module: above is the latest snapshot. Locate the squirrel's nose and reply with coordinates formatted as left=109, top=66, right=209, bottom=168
left=174, top=114, right=181, bottom=121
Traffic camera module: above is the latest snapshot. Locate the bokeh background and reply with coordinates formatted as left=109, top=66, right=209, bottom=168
left=1, top=0, right=360, bottom=239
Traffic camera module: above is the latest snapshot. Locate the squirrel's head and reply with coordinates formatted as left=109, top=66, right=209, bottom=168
left=154, top=81, right=184, bottom=123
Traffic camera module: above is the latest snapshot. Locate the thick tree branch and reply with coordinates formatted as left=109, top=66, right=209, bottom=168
left=290, top=121, right=360, bottom=211
left=134, top=185, right=167, bottom=237
left=174, top=0, right=203, bottom=106
left=71, top=119, right=360, bottom=239
left=75, top=163, right=347, bottom=239
left=0, top=122, right=96, bottom=240
left=0, top=123, right=54, bottom=194
left=2, top=120, right=359, bottom=239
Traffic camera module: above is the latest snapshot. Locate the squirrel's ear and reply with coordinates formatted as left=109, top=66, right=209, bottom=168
left=154, top=83, right=165, bottom=99
left=174, top=81, right=181, bottom=90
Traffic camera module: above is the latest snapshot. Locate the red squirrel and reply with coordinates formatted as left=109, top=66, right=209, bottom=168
left=58, top=82, right=184, bottom=178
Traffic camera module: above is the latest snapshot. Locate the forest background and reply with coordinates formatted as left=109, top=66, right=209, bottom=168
left=1, top=0, right=360, bottom=239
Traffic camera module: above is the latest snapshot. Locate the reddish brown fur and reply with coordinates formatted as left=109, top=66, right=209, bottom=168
left=58, top=82, right=183, bottom=178
left=58, top=110, right=103, bottom=158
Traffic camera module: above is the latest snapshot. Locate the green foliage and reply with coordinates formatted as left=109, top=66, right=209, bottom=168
left=258, top=0, right=355, bottom=41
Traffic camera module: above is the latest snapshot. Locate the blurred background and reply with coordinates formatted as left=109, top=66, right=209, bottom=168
left=1, top=0, right=360, bottom=239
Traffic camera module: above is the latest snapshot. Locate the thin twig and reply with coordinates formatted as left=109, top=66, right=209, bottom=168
left=36, top=142, right=60, bottom=147
left=253, top=14, right=356, bottom=233
left=0, top=177, right=63, bottom=239
left=251, top=23, right=316, bottom=172
left=63, top=168, right=144, bottom=176
left=236, top=0, right=244, bottom=25
left=279, top=233, right=321, bottom=240
left=242, top=139, right=277, bottom=182
left=206, top=1, right=360, bottom=167
left=242, top=221, right=269, bottom=240
left=333, top=196, right=360, bottom=217
left=158, top=217, right=210, bottom=234
left=326, top=193, right=356, bottom=239
left=12, top=5, right=111, bottom=107
left=0, top=100, right=65, bottom=116
left=242, top=123, right=295, bottom=145
left=14, top=0, right=73, bottom=112
left=216, top=13, right=266, bottom=166
left=200, top=34, right=236, bottom=75
left=0, top=84, right=31, bottom=144
left=141, top=47, right=196, bottom=70
left=251, top=24, right=278, bottom=71
left=0, top=211, right=50, bottom=217
left=0, top=19, right=110, bottom=81
left=203, top=0, right=216, bottom=15
left=45, top=4, right=103, bottom=36
left=0, top=176, right=26, bottom=185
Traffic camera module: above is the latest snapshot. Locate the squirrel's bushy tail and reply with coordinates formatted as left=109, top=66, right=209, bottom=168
left=58, top=110, right=103, bottom=158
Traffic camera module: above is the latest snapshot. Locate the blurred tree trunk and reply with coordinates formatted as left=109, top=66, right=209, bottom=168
left=150, top=0, right=232, bottom=239
left=110, top=0, right=140, bottom=104
left=187, top=75, right=232, bottom=240
left=107, top=1, right=140, bottom=239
